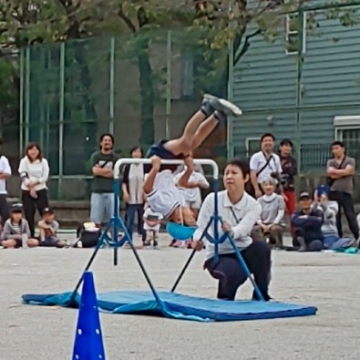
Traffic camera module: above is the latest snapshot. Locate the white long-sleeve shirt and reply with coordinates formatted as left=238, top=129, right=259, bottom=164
left=193, top=190, right=262, bottom=260
left=18, top=156, right=50, bottom=191
left=0, top=156, right=11, bottom=194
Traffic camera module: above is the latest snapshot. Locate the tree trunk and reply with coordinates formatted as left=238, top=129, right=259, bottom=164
left=137, top=38, right=155, bottom=145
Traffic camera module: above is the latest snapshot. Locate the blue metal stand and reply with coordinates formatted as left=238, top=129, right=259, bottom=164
left=69, top=179, right=165, bottom=310
left=69, top=167, right=264, bottom=308
left=171, top=179, right=265, bottom=301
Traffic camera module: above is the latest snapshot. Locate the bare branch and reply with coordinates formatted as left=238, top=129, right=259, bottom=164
left=118, top=3, right=137, bottom=33
left=234, top=28, right=262, bottom=65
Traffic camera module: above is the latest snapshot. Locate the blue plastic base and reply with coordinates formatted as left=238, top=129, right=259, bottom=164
left=22, top=290, right=317, bottom=322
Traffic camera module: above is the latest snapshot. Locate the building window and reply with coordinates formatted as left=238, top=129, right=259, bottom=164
left=334, top=116, right=360, bottom=156
left=246, top=137, right=261, bottom=157
left=286, top=12, right=307, bottom=55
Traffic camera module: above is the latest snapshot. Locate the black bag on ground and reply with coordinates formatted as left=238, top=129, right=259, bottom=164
left=74, top=222, right=101, bottom=248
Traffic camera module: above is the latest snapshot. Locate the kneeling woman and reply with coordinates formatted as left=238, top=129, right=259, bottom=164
left=192, top=159, right=272, bottom=301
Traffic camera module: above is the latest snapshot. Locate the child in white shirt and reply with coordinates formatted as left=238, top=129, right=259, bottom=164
left=143, top=206, right=163, bottom=248
left=143, top=94, right=242, bottom=229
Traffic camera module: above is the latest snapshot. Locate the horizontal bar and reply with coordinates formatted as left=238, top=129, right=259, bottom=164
left=114, top=158, right=219, bottom=180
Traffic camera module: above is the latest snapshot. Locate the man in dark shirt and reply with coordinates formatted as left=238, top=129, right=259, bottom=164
left=89, top=133, right=119, bottom=227
left=279, top=139, right=297, bottom=219
left=291, top=192, right=324, bottom=252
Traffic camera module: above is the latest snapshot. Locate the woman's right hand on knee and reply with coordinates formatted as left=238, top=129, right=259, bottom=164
left=192, top=240, right=203, bottom=251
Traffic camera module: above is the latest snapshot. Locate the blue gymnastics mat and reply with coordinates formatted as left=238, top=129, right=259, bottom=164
left=22, top=290, right=317, bottom=322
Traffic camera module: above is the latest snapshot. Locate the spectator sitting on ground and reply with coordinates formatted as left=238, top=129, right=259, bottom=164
left=256, top=177, right=285, bottom=249
left=1, top=203, right=38, bottom=248
left=291, top=192, right=324, bottom=252
left=314, top=185, right=355, bottom=250
left=38, top=207, right=66, bottom=248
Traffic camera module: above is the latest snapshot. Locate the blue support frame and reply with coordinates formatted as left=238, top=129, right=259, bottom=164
left=69, top=159, right=264, bottom=309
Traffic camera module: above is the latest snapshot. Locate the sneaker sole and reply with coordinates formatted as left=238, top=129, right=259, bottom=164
left=204, top=94, right=242, bottom=117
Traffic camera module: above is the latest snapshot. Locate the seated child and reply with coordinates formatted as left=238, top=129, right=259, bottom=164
left=143, top=94, right=242, bottom=228
left=38, top=207, right=66, bottom=248
left=314, top=185, right=355, bottom=250
left=256, top=177, right=285, bottom=249
left=143, top=205, right=163, bottom=249
left=1, top=203, right=38, bottom=248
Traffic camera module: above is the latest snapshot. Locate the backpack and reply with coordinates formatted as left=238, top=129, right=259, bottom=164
left=74, top=222, right=101, bottom=248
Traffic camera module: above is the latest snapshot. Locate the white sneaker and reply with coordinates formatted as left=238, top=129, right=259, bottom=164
left=203, top=94, right=242, bottom=117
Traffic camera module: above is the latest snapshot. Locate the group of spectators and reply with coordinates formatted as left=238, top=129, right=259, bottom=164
left=88, top=131, right=359, bottom=253
left=0, top=141, right=63, bottom=248
left=0, top=130, right=358, bottom=253
left=247, top=133, right=359, bottom=252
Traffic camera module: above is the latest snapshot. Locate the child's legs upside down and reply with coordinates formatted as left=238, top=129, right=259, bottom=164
left=164, top=112, right=220, bottom=157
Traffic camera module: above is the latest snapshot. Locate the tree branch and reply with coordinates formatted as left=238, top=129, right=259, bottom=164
left=234, top=28, right=262, bottom=65
left=118, top=3, right=137, bottom=33
left=137, top=6, right=149, bottom=28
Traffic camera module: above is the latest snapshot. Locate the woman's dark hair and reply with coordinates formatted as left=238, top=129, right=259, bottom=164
left=25, top=142, right=42, bottom=162
left=223, top=159, right=250, bottom=179
left=130, top=146, right=143, bottom=156
left=99, top=133, right=114, bottom=144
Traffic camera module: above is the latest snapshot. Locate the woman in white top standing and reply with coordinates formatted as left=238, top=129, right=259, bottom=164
left=192, top=159, right=272, bottom=301
left=18, top=143, right=50, bottom=237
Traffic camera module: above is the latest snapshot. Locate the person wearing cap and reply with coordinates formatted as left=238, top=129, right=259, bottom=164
left=290, top=192, right=324, bottom=252
left=38, top=207, right=66, bottom=248
left=314, top=185, right=355, bottom=250
left=279, top=139, right=297, bottom=224
left=1, top=203, right=39, bottom=248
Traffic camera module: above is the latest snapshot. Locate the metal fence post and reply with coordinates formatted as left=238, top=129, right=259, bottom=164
left=25, top=47, right=30, bottom=147
left=19, top=48, right=24, bottom=156
left=109, top=36, right=115, bottom=134
left=295, top=9, right=304, bottom=172
left=58, top=42, right=65, bottom=199
left=226, top=0, right=235, bottom=160
left=165, top=30, right=172, bottom=139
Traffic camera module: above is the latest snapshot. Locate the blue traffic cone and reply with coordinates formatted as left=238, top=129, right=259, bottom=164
left=72, top=271, right=106, bottom=360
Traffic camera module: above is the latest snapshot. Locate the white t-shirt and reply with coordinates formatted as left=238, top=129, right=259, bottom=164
left=18, top=157, right=50, bottom=191
left=145, top=170, right=184, bottom=218
left=173, top=170, right=209, bottom=205
left=143, top=207, right=163, bottom=231
left=193, top=190, right=262, bottom=260
left=0, top=156, right=11, bottom=194
left=249, top=151, right=282, bottom=184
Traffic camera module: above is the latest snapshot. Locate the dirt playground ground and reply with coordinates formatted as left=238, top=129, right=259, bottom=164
left=1, top=233, right=359, bottom=360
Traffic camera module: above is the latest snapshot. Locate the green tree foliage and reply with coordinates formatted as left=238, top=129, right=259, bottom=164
left=0, top=0, right=357, bottom=145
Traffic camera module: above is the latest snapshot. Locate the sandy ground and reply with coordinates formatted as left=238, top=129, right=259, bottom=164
left=1, top=233, right=360, bottom=360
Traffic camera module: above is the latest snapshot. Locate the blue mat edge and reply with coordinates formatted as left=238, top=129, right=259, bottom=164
left=21, top=291, right=318, bottom=323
